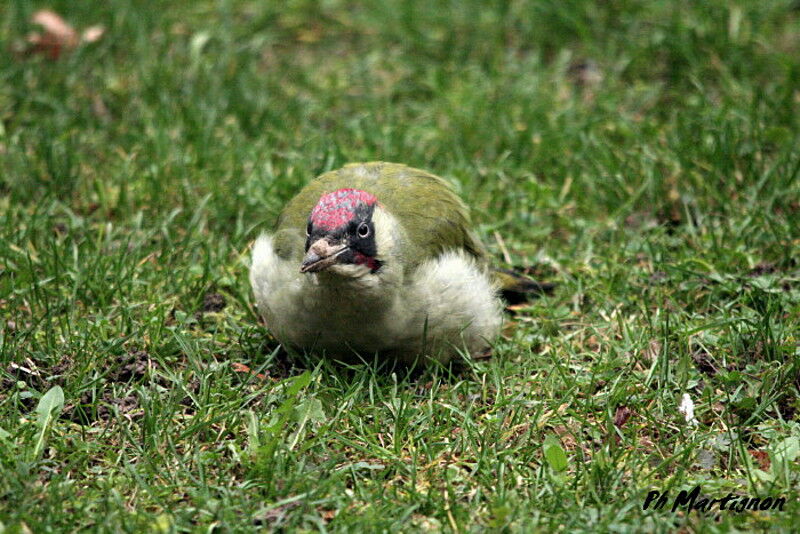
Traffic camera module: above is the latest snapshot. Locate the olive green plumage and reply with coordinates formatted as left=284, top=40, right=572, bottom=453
left=270, top=161, right=549, bottom=297
left=272, top=162, right=487, bottom=275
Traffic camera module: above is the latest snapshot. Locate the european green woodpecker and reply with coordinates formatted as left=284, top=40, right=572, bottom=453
left=250, top=162, right=540, bottom=364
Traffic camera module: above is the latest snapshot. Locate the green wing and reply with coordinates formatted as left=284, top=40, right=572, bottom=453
left=274, top=162, right=487, bottom=268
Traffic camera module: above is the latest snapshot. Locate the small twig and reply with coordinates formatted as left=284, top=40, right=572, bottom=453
left=9, top=359, right=41, bottom=377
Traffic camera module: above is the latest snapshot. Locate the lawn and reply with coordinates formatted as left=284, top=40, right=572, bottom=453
left=1, top=0, right=799, bottom=532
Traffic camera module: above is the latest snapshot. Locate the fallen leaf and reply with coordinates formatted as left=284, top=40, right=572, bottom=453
left=232, top=362, right=269, bottom=381
left=551, top=425, right=578, bottom=451
left=32, top=10, right=78, bottom=45
left=24, top=9, right=104, bottom=59
left=613, top=406, right=633, bottom=428
left=319, top=508, right=337, bottom=522
left=749, top=449, right=770, bottom=470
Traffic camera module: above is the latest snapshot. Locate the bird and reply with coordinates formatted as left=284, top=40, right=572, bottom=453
left=249, top=162, right=546, bottom=365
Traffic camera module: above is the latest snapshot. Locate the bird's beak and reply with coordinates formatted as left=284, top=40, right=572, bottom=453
left=300, top=238, right=348, bottom=273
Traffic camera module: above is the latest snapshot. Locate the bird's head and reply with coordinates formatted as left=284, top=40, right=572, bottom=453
left=300, top=188, right=384, bottom=277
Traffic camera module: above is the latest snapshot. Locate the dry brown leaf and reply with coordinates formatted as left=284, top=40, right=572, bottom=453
left=32, top=10, right=78, bottom=46
left=749, top=449, right=771, bottom=471
left=551, top=425, right=578, bottom=451
left=319, top=509, right=337, bottom=522
left=232, top=362, right=269, bottom=381
left=24, top=9, right=105, bottom=59
left=613, top=406, right=633, bottom=428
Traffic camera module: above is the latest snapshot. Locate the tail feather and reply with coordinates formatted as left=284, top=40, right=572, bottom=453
left=492, top=268, right=556, bottom=305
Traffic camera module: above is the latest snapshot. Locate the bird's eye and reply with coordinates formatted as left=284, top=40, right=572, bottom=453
left=306, top=221, right=312, bottom=236
left=357, top=223, right=370, bottom=238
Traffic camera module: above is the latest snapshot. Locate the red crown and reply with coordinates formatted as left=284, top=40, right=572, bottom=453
left=310, top=189, right=377, bottom=230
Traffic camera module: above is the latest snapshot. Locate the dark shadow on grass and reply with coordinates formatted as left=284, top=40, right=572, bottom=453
left=254, top=341, right=484, bottom=390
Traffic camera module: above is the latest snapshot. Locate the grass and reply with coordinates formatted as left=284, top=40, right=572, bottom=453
left=1, top=0, right=799, bottom=531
